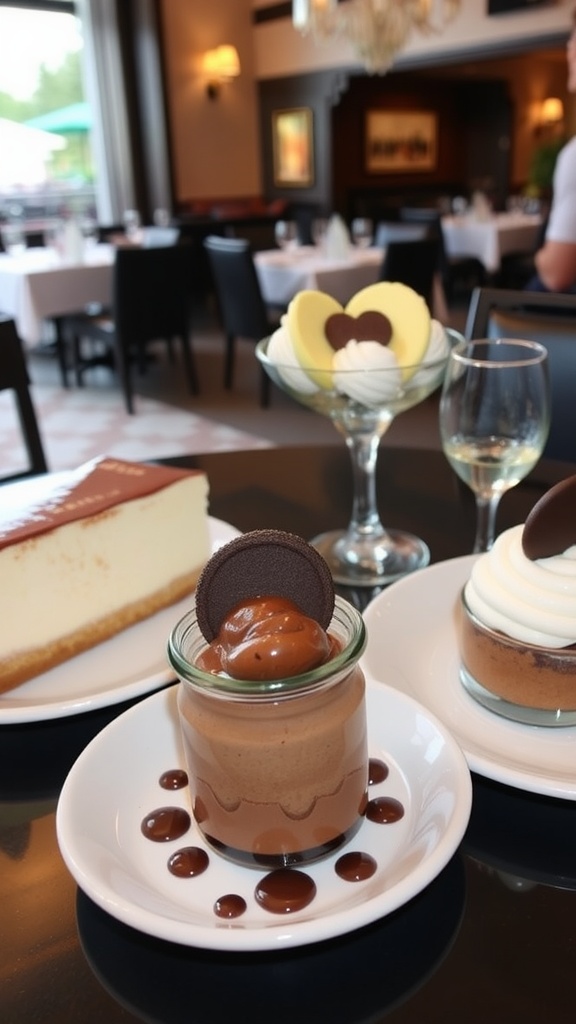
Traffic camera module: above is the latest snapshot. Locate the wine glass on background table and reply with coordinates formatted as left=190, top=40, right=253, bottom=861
left=351, top=218, right=373, bottom=249
left=256, top=327, right=462, bottom=587
left=439, top=339, right=550, bottom=554
left=122, top=208, right=142, bottom=242
left=274, top=220, right=298, bottom=251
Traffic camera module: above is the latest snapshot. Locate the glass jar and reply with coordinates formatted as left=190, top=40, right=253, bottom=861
left=457, top=589, right=576, bottom=727
left=167, top=596, right=368, bottom=867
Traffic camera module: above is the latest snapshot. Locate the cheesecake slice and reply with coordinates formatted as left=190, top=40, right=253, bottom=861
left=0, top=456, right=210, bottom=692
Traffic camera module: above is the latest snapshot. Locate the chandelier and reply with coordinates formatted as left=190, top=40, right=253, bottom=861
left=293, top=1, right=462, bottom=75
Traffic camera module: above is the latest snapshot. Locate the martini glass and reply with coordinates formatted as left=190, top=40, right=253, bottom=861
left=256, top=330, right=462, bottom=586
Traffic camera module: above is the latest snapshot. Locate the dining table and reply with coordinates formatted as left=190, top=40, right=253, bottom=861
left=255, top=245, right=449, bottom=322
left=0, top=243, right=113, bottom=348
left=441, top=211, right=543, bottom=274
left=2, top=444, right=576, bottom=1024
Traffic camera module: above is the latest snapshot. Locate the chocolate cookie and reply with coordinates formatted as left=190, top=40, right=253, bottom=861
left=522, top=475, right=576, bottom=560
left=195, top=529, right=335, bottom=641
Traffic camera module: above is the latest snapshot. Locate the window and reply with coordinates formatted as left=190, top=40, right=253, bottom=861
left=0, top=2, right=96, bottom=227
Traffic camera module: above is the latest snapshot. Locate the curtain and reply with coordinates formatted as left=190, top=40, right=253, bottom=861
left=76, top=0, right=137, bottom=223
left=76, top=0, right=172, bottom=225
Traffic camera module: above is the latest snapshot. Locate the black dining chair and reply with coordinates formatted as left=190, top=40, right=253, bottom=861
left=399, top=207, right=486, bottom=303
left=465, top=286, right=576, bottom=463
left=67, top=244, right=199, bottom=415
left=379, top=238, right=439, bottom=311
left=0, top=315, right=48, bottom=483
left=203, top=235, right=284, bottom=407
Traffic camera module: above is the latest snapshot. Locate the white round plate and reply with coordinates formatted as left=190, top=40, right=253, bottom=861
left=0, top=518, right=240, bottom=724
left=362, top=555, right=576, bottom=800
left=56, top=681, right=471, bottom=952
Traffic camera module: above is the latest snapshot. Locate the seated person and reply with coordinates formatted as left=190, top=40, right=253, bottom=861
left=526, top=14, right=576, bottom=295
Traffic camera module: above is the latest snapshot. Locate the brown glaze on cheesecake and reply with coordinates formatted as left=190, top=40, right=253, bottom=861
left=0, top=457, right=210, bottom=692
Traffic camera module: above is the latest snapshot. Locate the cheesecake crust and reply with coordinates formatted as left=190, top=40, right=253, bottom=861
left=0, top=568, right=201, bottom=694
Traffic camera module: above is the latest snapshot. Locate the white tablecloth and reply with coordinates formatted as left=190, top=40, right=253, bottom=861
left=441, top=213, right=543, bottom=273
left=255, top=245, right=448, bottom=322
left=0, top=244, right=113, bottom=346
left=255, top=246, right=384, bottom=308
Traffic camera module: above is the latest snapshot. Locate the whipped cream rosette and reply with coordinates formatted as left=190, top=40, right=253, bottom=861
left=458, top=475, right=576, bottom=724
left=266, top=282, right=450, bottom=407
left=465, top=476, right=576, bottom=649
left=465, top=527, right=576, bottom=648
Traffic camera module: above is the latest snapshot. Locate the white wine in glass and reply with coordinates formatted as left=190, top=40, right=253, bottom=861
left=439, top=339, right=550, bottom=553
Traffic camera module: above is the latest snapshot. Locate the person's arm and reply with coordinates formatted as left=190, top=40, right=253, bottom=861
left=534, top=239, right=576, bottom=292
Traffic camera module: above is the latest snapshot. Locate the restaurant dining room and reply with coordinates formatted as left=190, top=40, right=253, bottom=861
left=2, top=3, right=576, bottom=1024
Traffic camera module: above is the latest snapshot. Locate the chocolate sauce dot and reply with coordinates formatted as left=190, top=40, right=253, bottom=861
left=255, top=868, right=317, bottom=914
left=368, top=758, right=389, bottom=786
left=141, top=806, right=191, bottom=842
left=366, top=796, right=404, bottom=824
left=214, top=894, right=248, bottom=919
left=168, top=846, right=209, bottom=877
left=335, top=851, right=377, bottom=882
left=159, top=768, right=189, bottom=790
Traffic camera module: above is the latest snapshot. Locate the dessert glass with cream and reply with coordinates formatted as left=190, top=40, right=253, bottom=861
left=457, top=476, right=576, bottom=726
left=168, top=595, right=368, bottom=868
left=256, top=282, right=462, bottom=585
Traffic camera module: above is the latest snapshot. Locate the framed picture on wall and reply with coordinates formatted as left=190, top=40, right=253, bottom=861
left=272, top=107, right=314, bottom=188
left=365, top=110, right=437, bottom=174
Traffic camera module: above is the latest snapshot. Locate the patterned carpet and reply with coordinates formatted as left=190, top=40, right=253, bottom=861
left=0, top=384, right=273, bottom=478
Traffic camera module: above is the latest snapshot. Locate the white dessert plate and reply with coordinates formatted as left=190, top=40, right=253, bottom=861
left=362, top=555, right=576, bottom=801
left=0, top=517, right=240, bottom=725
left=56, top=681, right=471, bottom=952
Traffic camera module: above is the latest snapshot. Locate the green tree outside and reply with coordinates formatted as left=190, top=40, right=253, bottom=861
left=0, top=50, right=93, bottom=185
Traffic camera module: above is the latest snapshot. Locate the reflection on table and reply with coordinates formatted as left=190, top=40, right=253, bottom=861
left=441, top=212, right=543, bottom=274
left=1, top=446, right=576, bottom=1023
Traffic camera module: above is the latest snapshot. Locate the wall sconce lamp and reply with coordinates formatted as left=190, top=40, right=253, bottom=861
left=540, top=96, right=564, bottom=127
left=203, top=45, right=240, bottom=100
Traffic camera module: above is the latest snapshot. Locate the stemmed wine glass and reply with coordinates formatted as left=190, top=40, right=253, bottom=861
left=439, top=338, right=550, bottom=553
left=350, top=218, right=373, bottom=248
left=256, top=329, right=462, bottom=586
left=122, top=208, right=142, bottom=242
left=274, top=220, right=298, bottom=251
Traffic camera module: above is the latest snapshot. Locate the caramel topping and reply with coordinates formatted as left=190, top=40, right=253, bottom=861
left=196, top=595, right=334, bottom=680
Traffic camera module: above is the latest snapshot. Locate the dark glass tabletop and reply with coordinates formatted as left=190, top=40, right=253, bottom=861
left=2, top=445, right=576, bottom=1024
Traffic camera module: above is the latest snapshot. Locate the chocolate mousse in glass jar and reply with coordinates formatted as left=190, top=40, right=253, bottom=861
left=167, top=596, right=368, bottom=868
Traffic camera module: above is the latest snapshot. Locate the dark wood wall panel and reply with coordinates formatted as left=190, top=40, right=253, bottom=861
left=259, top=70, right=512, bottom=221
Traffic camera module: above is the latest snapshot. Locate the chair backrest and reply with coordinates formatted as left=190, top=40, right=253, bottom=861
left=398, top=207, right=454, bottom=275
left=465, top=286, right=576, bottom=463
left=379, top=238, right=439, bottom=310
left=203, top=235, right=271, bottom=341
left=112, top=244, right=194, bottom=344
left=374, top=221, right=430, bottom=248
left=141, top=226, right=180, bottom=247
left=0, top=316, right=48, bottom=483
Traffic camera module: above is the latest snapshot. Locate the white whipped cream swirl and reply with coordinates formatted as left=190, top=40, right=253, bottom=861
left=267, top=317, right=319, bottom=395
left=333, top=340, right=402, bottom=404
left=411, top=321, right=452, bottom=391
left=465, top=524, right=576, bottom=648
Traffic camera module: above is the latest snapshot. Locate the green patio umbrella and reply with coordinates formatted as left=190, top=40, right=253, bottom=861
left=25, top=102, right=92, bottom=134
